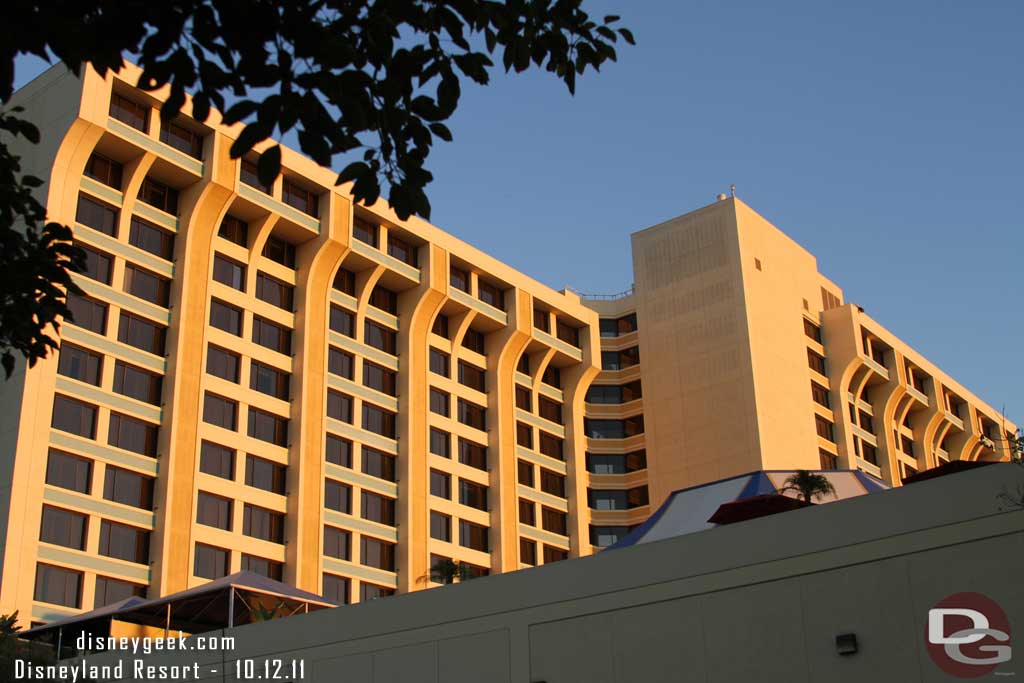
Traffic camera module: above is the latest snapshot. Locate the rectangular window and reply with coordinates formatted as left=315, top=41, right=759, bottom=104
left=520, top=539, right=537, bottom=565
left=84, top=153, right=123, bottom=189
left=541, top=507, right=568, bottom=535
left=250, top=361, right=290, bottom=400
left=459, top=480, right=488, bottom=511
left=477, top=280, right=504, bottom=310
left=534, top=307, right=550, bottom=332
left=194, top=543, right=230, bottom=579
left=98, top=520, right=150, bottom=564
left=76, top=194, right=119, bottom=235
left=255, top=273, right=294, bottom=310
left=383, top=233, right=416, bottom=267
left=322, top=573, right=350, bottom=604
left=540, top=469, right=566, bottom=498
left=811, top=382, right=831, bottom=408
left=430, top=469, right=450, bottom=499
left=429, top=428, right=450, bottom=458
left=117, top=311, right=166, bottom=355
left=138, top=177, right=178, bottom=215
left=328, top=347, right=354, bottom=379
left=282, top=179, right=319, bottom=217
left=457, top=399, right=486, bottom=431
left=110, top=93, right=148, bottom=131
left=369, top=285, right=398, bottom=314
left=111, top=361, right=162, bottom=405
left=462, top=329, right=485, bottom=354
left=333, top=268, right=356, bottom=295
left=538, top=397, right=563, bottom=424
left=516, top=421, right=533, bottom=449
left=196, top=491, right=232, bottom=530
left=123, top=264, right=170, bottom=307
left=519, top=498, right=535, bottom=526
left=541, top=365, right=560, bottom=389
left=555, top=320, right=580, bottom=348
left=327, top=390, right=353, bottom=423
left=210, top=299, right=243, bottom=335
left=815, top=415, right=835, bottom=442
left=329, top=305, right=355, bottom=337
left=65, top=294, right=108, bottom=334
left=429, top=511, right=451, bottom=542
left=364, top=320, right=396, bottom=355
left=262, top=235, right=296, bottom=268
left=34, top=564, right=82, bottom=608
left=804, top=318, right=822, bottom=342
left=901, top=434, right=915, bottom=456
left=245, top=454, right=287, bottom=494
left=45, top=449, right=92, bottom=493
left=588, top=489, right=628, bottom=511
left=240, top=554, right=283, bottom=581
left=431, top=314, right=449, bottom=339
left=212, top=254, right=246, bottom=291
left=324, top=479, right=351, bottom=513
left=199, top=441, right=234, bottom=479
left=108, top=412, right=159, bottom=456
left=218, top=215, right=248, bottom=247
left=240, top=159, right=271, bottom=193
left=160, top=120, right=203, bottom=158
left=129, top=217, right=174, bottom=259
left=243, top=504, right=285, bottom=543
left=361, top=491, right=396, bottom=526
left=515, top=385, right=531, bottom=410
left=57, top=343, right=103, bottom=386
left=449, top=265, right=470, bottom=292
left=362, top=447, right=396, bottom=482
left=807, top=349, right=826, bottom=374
left=103, top=466, right=154, bottom=509
left=77, top=243, right=113, bottom=284
left=458, top=361, right=486, bottom=392
left=458, top=439, right=487, bottom=471
left=819, top=449, right=838, bottom=470
left=323, top=526, right=351, bottom=561
left=247, top=407, right=288, bottom=446
left=40, top=506, right=87, bottom=549
left=459, top=520, right=488, bottom=552
left=590, top=525, right=630, bottom=548
left=362, top=403, right=397, bottom=438
left=429, top=388, right=450, bottom=417
left=203, top=393, right=238, bottom=431
left=325, top=434, right=353, bottom=467
left=360, top=537, right=395, bottom=571
left=353, top=219, right=378, bottom=247
left=517, top=460, right=534, bottom=486
left=252, top=316, right=292, bottom=355
left=429, top=348, right=450, bottom=377
left=538, top=432, right=563, bottom=460
left=205, top=345, right=241, bottom=383
left=51, top=395, right=98, bottom=438
left=363, top=361, right=396, bottom=396
left=94, top=576, right=146, bottom=607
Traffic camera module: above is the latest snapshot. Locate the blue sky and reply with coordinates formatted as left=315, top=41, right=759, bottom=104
left=13, top=0, right=1023, bottom=423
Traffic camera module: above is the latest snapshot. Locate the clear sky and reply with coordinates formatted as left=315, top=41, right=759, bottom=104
left=12, top=0, right=1023, bottom=423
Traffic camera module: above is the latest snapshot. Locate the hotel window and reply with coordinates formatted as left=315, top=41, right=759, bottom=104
left=533, top=307, right=550, bottom=332
left=361, top=491, right=396, bottom=526
left=34, top=564, right=82, bottom=608
left=138, top=177, right=178, bottom=215
left=256, top=273, right=294, bottom=311
left=212, top=254, right=246, bottom=291
left=364, top=320, right=396, bottom=355
left=262, top=235, right=296, bottom=269
left=815, top=415, right=835, bottom=443
left=241, top=555, right=283, bottom=581
left=541, top=507, right=567, bottom=536
left=246, top=455, right=287, bottom=494
left=196, top=492, right=232, bottom=530
left=65, top=294, right=108, bottom=334
left=218, top=215, right=249, bottom=247
left=323, top=573, right=351, bottom=604
left=555, top=320, right=580, bottom=348
left=431, top=313, right=449, bottom=338
left=250, top=361, right=290, bottom=400
left=588, top=489, right=627, bottom=511
left=807, top=349, right=826, bottom=374
left=819, top=449, right=838, bottom=470
left=124, top=264, right=171, bottom=307
left=333, top=268, right=356, bottom=295
left=326, top=434, right=353, bottom=467
left=40, top=506, right=87, bottom=549
left=458, top=439, right=487, bottom=471
left=76, top=194, right=118, bottom=235
left=46, top=450, right=92, bottom=493
left=430, top=469, right=451, bottom=499
left=860, top=442, right=878, bottom=466
left=458, top=361, right=486, bottom=392
left=450, top=265, right=470, bottom=293
left=858, top=409, right=875, bottom=433
left=515, top=385, right=531, bottom=410
left=247, top=408, right=288, bottom=446
left=369, top=285, right=398, bottom=314
left=240, top=159, right=271, bottom=193
left=584, top=417, right=643, bottom=439
left=478, top=280, right=504, bottom=310
left=194, top=544, right=230, bottom=579
left=590, top=526, right=629, bottom=548
left=94, top=577, right=146, bottom=607
left=129, top=217, right=175, bottom=260
left=803, top=318, right=822, bottom=343
left=323, top=526, right=351, bottom=561
left=199, top=441, right=235, bottom=479
left=459, top=520, right=489, bottom=552
left=327, top=390, right=353, bottom=423
left=327, top=347, right=354, bottom=379
left=457, top=399, right=486, bottom=431
left=324, top=479, right=351, bottom=513
left=540, top=469, right=566, bottom=498
left=362, top=403, right=397, bottom=439
left=84, top=153, right=123, bottom=188
left=360, top=583, right=395, bottom=601
left=57, top=343, right=102, bottom=386
left=516, top=421, right=533, bottom=449
left=430, top=511, right=451, bottom=542
left=78, top=243, right=113, bottom=284
left=901, top=434, right=915, bottom=456
left=538, top=397, right=563, bottom=424
left=108, top=412, right=158, bottom=456
left=520, top=539, right=537, bottom=565
left=109, top=93, right=148, bottom=131
left=103, top=466, right=154, bottom=509
left=459, top=480, right=487, bottom=511
left=538, top=432, right=564, bottom=460
left=429, top=388, right=450, bottom=417
left=206, top=345, right=241, bottom=383
left=51, top=395, right=97, bottom=438
left=541, top=365, right=560, bottom=389
left=160, top=120, right=203, bottom=158
left=360, top=537, right=396, bottom=571
left=811, top=382, right=831, bottom=408
left=282, top=179, right=319, bottom=217
left=901, top=462, right=918, bottom=480
left=252, top=316, right=291, bottom=355
left=210, top=299, right=243, bottom=335
left=203, top=393, right=238, bottom=431
left=586, top=451, right=646, bottom=474
left=517, top=460, right=534, bottom=486
left=517, top=353, right=530, bottom=375
left=353, top=218, right=378, bottom=247
left=329, top=305, right=355, bottom=337
left=387, top=233, right=417, bottom=266
left=363, top=361, right=397, bottom=396
left=98, top=520, right=150, bottom=564
left=243, top=504, right=285, bottom=543
left=430, top=428, right=451, bottom=458
left=462, top=328, right=485, bottom=354
left=599, top=313, right=637, bottom=337
left=362, top=447, right=396, bottom=482
left=118, top=312, right=166, bottom=355
left=429, top=348, right=450, bottom=377
left=519, top=499, right=535, bottom=525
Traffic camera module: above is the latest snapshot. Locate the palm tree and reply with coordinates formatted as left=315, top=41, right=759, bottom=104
left=429, top=557, right=462, bottom=585
left=780, top=470, right=837, bottom=503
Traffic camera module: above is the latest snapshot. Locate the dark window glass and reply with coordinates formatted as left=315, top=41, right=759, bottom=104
left=322, top=573, right=350, bottom=604
left=252, top=316, right=291, bottom=354
left=84, top=153, right=123, bottom=189
left=77, top=243, right=113, bottom=284
left=459, top=480, right=487, bottom=511
left=361, top=583, right=395, bottom=601
left=515, top=385, right=531, bottom=410
left=333, top=268, right=356, bottom=295
left=429, top=428, right=450, bottom=458
left=250, top=361, right=290, bottom=400
left=40, top=506, right=87, bottom=549
left=117, top=311, right=166, bottom=355
left=360, top=536, right=395, bottom=571
left=477, top=280, right=504, bottom=310
left=248, top=408, right=288, bottom=446
left=586, top=451, right=647, bottom=474
left=203, top=393, right=238, bottom=431
left=98, top=520, right=150, bottom=564
left=188, top=507, right=221, bottom=551
left=241, top=554, right=282, bottom=581
left=76, top=194, right=118, bottom=235
left=369, top=285, right=398, bottom=314
left=94, top=576, right=146, bottom=607
left=103, top=466, right=154, bottom=509
left=109, top=94, right=148, bottom=131
left=459, top=520, right=488, bottom=552
left=261, top=235, right=296, bottom=268
left=520, top=539, right=537, bottom=565
left=429, top=388, right=450, bottom=417
left=51, top=395, right=97, bottom=438
left=590, top=525, right=630, bottom=548
left=362, top=403, right=397, bottom=438
left=57, top=343, right=102, bottom=385
left=540, top=469, right=566, bottom=498
left=431, top=314, right=449, bottom=338
left=199, top=441, right=234, bottom=479
left=429, top=348, right=450, bottom=377
left=534, top=308, right=550, bottom=332
left=353, top=219, right=378, bottom=247
left=218, top=215, right=248, bottom=246
left=159, top=121, right=203, bottom=159
left=363, top=361, right=396, bottom=396
left=541, top=507, right=567, bottom=535
left=327, top=347, right=354, bottom=379
left=387, top=233, right=417, bottom=266
left=129, top=217, right=174, bottom=259
left=34, top=564, right=82, bottom=607
left=457, top=399, right=486, bottom=431
left=65, top=294, right=108, bottom=334
left=811, top=382, right=830, bottom=408
left=362, top=447, right=396, bottom=482
left=246, top=454, right=287, bottom=494
left=243, top=504, right=285, bottom=543
left=450, top=266, right=469, bottom=292
left=323, top=527, right=351, bottom=561
left=543, top=546, right=568, bottom=563
left=255, top=273, right=294, bottom=310
left=458, top=361, right=486, bottom=392
left=212, top=254, right=246, bottom=291
left=519, top=498, right=536, bottom=525
left=108, top=412, right=159, bottom=456
left=815, top=415, right=835, bottom=442
left=539, top=432, right=563, bottom=460
left=804, top=318, right=822, bottom=342
left=555, top=320, right=580, bottom=348
left=807, top=349, right=826, bottom=374
left=458, top=439, right=487, bottom=471
left=430, top=511, right=451, bottom=542
left=430, top=469, right=450, bottom=499
left=45, top=449, right=92, bottom=493
left=462, top=329, right=485, bottom=354
left=364, top=320, right=396, bottom=354
left=324, top=479, right=351, bottom=513
left=327, top=390, right=353, bottom=423
left=124, top=264, right=170, bottom=307
left=329, top=305, right=355, bottom=337
left=210, top=299, right=243, bottom=335
left=325, top=434, right=353, bottom=467
left=517, top=461, right=534, bottom=486
left=584, top=417, right=644, bottom=439
left=361, top=491, right=396, bottom=526
left=138, top=177, right=178, bottom=215
left=541, top=365, right=560, bottom=388
left=538, top=397, right=563, bottom=424
left=206, top=345, right=241, bottom=383
left=240, top=159, right=271, bottom=193
left=194, top=543, right=230, bottom=579
left=819, top=449, right=838, bottom=470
